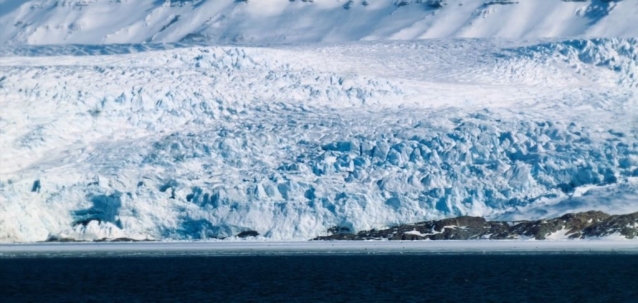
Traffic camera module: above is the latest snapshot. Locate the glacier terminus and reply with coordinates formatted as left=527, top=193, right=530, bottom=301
left=0, top=0, right=637, bottom=243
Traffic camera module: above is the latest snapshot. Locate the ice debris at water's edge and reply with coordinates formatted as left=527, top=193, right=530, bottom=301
left=41, top=210, right=638, bottom=242
left=0, top=38, right=637, bottom=242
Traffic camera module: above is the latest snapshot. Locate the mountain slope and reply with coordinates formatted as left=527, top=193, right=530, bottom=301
left=0, top=0, right=636, bottom=45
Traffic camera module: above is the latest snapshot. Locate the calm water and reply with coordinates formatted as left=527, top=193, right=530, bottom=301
left=1, top=254, right=637, bottom=302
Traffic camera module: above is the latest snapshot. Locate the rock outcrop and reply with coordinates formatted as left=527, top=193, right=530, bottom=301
left=313, top=211, right=638, bottom=241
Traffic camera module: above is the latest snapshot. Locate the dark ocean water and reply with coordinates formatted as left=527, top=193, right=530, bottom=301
left=1, top=254, right=637, bottom=302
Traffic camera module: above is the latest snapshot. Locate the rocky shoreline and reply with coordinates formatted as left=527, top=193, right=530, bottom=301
left=43, top=210, right=638, bottom=243
left=313, top=211, right=638, bottom=241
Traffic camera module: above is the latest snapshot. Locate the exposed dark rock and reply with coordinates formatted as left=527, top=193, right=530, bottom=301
left=427, top=0, right=446, bottom=8
left=236, top=230, right=260, bottom=238
left=581, top=212, right=638, bottom=239
left=45, top=235, right=81, bottom=242
left=313, top=211, right=638, bottom=241
left=45, top=235, right=151, bottom=242
left=94, top=237, right=150, bottom=242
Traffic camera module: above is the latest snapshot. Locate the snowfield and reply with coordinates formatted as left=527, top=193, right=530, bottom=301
left=1, top=37, right=636, bottom=242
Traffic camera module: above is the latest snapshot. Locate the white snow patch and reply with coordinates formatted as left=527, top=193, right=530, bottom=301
left=544, top=227, right=573, bottom=241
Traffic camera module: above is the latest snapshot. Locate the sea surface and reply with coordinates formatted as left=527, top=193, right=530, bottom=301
left=1, top=254, right=637, bottom=302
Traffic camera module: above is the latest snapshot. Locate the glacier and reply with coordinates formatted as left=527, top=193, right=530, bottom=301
left=1, top=37, right=636, bottom=242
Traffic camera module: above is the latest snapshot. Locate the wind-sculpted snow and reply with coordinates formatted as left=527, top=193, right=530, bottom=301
left=0, top=39, right=637, bottom=242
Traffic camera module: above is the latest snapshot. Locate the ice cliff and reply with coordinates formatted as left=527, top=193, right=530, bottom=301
left=0, top=38, right=636, bottom=242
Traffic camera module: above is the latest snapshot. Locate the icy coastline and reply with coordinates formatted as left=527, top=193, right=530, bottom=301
left=2, top=240, right=638, bottom=258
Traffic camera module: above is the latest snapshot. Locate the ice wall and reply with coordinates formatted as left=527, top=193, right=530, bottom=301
left=0, top=38, right=636, bottom=242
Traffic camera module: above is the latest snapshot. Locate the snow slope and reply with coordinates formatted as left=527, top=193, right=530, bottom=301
left=0, top=0, right=637, bottom=45
left=1, top=38, right=637, bottom=242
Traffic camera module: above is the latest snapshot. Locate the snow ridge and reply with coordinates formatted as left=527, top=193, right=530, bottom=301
left=1, top=0, right=637, bottom=45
